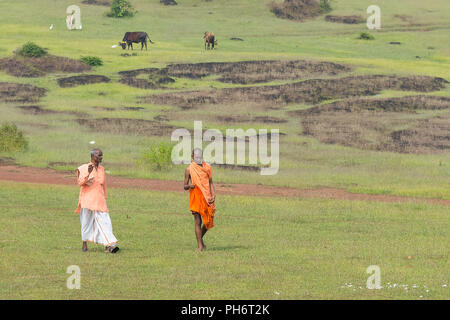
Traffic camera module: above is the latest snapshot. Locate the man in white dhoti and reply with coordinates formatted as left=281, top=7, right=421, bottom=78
left=75, top=149, right=119, bottom=253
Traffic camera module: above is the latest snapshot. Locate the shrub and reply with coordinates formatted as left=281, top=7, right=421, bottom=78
left=319, top=0, right=332, bottom=13
left=106, top=0, right=136, bottom=18
left=80, top=56, right=103, bottom=66
left=359, top=32, right=375, bottom=40
left=138, top=142, right=174, bottom=171
left=17, top=42, right=47, bottom=58
left=0, top=123, right=28, bottom=152
left=269, top=0, right=322, bottom=21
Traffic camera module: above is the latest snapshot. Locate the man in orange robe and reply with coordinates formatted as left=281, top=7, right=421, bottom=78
left=76, top=149, right=119, bottom=253
left=184, top=148, right=216, bottom=251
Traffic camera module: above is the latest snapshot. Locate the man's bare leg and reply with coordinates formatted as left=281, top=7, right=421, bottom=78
left=193, top=213, right=206, bottom=251
left=82, top=241, right=88, bottom=252
left=201, top=225, right=208, bottom=249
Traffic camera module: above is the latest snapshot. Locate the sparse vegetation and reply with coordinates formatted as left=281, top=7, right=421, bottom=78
left=80, top=56, right=103, bottom=66
left=16, top=42, right=47, bottom=58
left=0, top=123, right=29, bottom=152
left=106, top=0, right=136, bottom=17
left=319, top=0, right=332, bottom=13
left=138, top=142, right=174, bottom=171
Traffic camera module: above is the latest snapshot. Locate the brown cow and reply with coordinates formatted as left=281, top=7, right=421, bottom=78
left=203, top=32, right=217, bottom=50
left=119, top=32, right=153, bottom=50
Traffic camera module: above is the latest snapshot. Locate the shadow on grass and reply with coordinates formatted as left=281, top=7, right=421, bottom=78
left=208, top=245, right=249, bottom=251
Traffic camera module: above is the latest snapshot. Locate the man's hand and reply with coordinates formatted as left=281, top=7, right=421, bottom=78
left=208, top=195, right=215, bottom=204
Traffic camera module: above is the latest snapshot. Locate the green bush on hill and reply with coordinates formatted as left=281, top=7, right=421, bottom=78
left=106, top=0, right=136, bottom=18
left=359, top=32, right=375, bottom=40
left=80, top=56, right=103, bottom=66
left=0, top=123, right=29, bottom=152
left=17, top=42, right=47, bottom=58
left=319, top=0, right=332, bottom=13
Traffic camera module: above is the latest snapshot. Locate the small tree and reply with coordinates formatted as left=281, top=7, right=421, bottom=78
left=106, top=0, right=136, bottom=18
left=138, top=142, right=174, bottom=171
left=0, top=123, right=28, bottom=152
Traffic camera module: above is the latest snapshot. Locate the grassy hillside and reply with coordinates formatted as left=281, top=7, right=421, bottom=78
left=0, top=0, right=449, bottom=199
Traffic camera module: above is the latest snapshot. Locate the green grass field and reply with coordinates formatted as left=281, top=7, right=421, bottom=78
left=0, top=0, right=449, bottom=300
left=0, top=182, right=448, bottom=299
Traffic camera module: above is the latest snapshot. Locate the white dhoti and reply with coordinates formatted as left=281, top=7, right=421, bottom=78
left=80, top=208, right=118, bottom=246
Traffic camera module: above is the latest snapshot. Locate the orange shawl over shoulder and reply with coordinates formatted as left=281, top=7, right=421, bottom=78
left=75, top=163, right=108, bottom=213
left=188, top=161, right=215, bottom=229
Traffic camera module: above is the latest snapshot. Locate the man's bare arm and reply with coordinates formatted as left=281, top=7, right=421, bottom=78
left=209, top=177, right=215, bottom=204
left=77, top=169, right=89, bottom=186
left=184, top=167, right=195, bottom=190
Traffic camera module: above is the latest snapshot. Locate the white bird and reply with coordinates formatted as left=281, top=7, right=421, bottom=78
left=79, top=24, right=82, bottom=30
left=49, top=24, right=53, bottom=30
left=112, top=45, right=118, bottom=48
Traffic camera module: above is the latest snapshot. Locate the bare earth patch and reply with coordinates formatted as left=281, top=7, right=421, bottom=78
left=0, top=82, right=46, bottom=103
left=75, top=118, right=175, bottom=136
left=0, top=164, right=449, bottom=206
left=142, top=75, right=448, bottom=110
left=81, top=0, right=111, bottom=5
left=119, top=68, right=175, bottom=89
left=0, top=55, right=90, bottom=78
left=58, top=75, right=110, bottom=88
left=325, top=15, right=365, bottom=24
left=16, top=105, right=56, bottom=115
left=295, top=95, right=450, bottom=154
left=390, top=115, right=450, bottom=154
left=269, top=0, right=322, bottom=22
left=216, top=115, right=288, bottom=124
left=163, top=60, right=351, bottom=84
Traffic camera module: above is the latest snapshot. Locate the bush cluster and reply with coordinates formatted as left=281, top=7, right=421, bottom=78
left=359, top=32, right=375, bottom=40
left=17, top=42, right=47, bottom=58
left=138, top=142, right=174, bottom=171
left=0, top=123, right=28, bottom=152
left=106, top=0, right=136, bottom=18
left=80, top=56, right=103, bottom=66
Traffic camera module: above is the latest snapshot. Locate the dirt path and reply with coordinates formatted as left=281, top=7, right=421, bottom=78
left=0, top=164, right=449, bottom=206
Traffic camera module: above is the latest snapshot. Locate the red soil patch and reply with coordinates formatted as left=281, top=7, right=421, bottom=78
left=0, top=164, right=448, bottom=206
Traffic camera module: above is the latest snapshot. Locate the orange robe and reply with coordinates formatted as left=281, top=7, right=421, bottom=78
left=75, top=163, right=108, bottom=213
left=188, top=161, right=215, bottom=230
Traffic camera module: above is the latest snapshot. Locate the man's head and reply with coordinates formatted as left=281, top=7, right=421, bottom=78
left=90, top=148, right=103, bottom=166
left=192, top=148, right=203, bottom=164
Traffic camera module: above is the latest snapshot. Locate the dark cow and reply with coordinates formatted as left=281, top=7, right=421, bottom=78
left=119, top=32, right=153, bottom=50
left=203, top=32, right=217, bottom=50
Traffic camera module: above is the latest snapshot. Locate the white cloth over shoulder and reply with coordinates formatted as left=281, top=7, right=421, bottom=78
left=80, top=208, right=118, bottom=246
